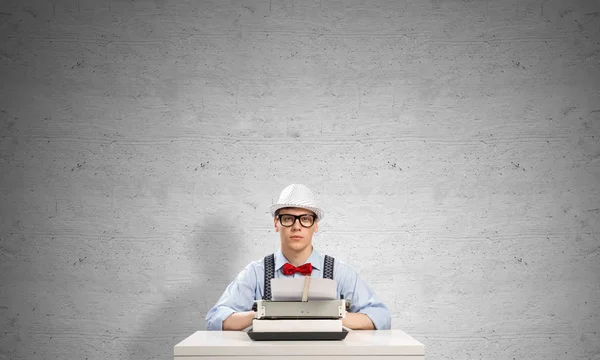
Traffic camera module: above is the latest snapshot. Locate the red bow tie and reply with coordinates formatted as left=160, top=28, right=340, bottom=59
left=282, top=263, right=313, bottom=276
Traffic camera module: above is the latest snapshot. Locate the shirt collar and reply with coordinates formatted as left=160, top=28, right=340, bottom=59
left=275, top=247, right=323, bottom=271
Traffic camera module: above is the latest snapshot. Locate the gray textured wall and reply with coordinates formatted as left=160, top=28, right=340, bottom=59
left=1, top=0, right=599, bottom=359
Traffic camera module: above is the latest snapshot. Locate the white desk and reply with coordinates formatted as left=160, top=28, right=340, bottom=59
left=174, top=329, right=425, bottom=360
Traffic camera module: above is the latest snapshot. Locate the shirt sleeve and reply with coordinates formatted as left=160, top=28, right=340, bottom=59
left=336, top=261, right=392, bottom=330
left=205, top=263, right=259, bottom=331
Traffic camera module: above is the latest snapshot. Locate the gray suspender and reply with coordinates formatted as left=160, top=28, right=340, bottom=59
left=323, top=255, right=334, bottom=280
left=262, top=253, right=334, bottom=301
left=262, top=253, right=275, bottom=300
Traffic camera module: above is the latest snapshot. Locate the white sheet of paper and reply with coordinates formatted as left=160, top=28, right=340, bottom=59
left=270, top=277, right=337, bottom=301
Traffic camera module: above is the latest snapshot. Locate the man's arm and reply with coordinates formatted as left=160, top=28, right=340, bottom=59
left=337, top=260, right=391, bottom=330
left=205, top=264, right=258, bottom=330
left=342, top=312, right=376, bottom=330
left=222, top=310, right=256, bottom=330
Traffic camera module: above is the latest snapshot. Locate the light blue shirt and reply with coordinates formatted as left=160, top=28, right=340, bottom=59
left=205, top=248, right=391, bottom=330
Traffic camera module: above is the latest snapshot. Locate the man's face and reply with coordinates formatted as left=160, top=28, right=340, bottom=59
left=274, top=207, right=319, bottom=254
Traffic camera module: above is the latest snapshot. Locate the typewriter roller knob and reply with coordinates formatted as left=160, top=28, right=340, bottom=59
left=340, top=294, right=350, bottom=311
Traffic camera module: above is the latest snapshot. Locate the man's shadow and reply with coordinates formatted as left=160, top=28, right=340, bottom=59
left=124, top=215, right=244, bottom=360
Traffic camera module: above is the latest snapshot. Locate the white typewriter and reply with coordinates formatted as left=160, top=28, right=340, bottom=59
left=248, top=277, right=350, bottom=340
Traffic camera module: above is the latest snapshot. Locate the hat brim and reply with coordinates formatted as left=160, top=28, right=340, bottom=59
left=269, top=204, right=324, bottom=221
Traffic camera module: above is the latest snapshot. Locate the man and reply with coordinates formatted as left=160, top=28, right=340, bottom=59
left=205, top=183, right=391, bottom=331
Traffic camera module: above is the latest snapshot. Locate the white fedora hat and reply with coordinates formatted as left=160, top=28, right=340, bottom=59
left=269, top=184, right=324, bottom=221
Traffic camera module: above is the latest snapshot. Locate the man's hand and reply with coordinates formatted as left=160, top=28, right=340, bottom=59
left=222, top=311, right=256, bottom=331
left=342, top=312, right=376, bottom=330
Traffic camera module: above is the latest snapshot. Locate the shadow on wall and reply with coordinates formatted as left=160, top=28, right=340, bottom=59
left=124, top=215, right=242, bottom=360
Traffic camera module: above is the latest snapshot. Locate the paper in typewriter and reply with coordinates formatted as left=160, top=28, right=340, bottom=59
left=270, top=278, right=337, bottom=301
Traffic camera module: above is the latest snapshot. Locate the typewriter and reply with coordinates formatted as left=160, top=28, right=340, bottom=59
left=247, top=277, right=350, bottom=341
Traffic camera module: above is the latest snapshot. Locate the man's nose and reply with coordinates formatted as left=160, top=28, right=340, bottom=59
left=291, top=218, right=302, bottom=229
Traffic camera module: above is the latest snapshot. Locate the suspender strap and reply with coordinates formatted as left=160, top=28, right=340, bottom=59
left=323, top=255, right=335, bottom=279
left=263, top=253, right=275, bottom=300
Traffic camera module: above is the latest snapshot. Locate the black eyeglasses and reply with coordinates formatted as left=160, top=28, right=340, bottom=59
left=277, top=214, right=316, bottom=228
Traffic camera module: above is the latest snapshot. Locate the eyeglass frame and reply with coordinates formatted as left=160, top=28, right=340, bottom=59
left=276, top=213, right=317, bottom=228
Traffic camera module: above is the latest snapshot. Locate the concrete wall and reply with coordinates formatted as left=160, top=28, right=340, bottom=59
left=1, top=0, right=599, bottom=359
